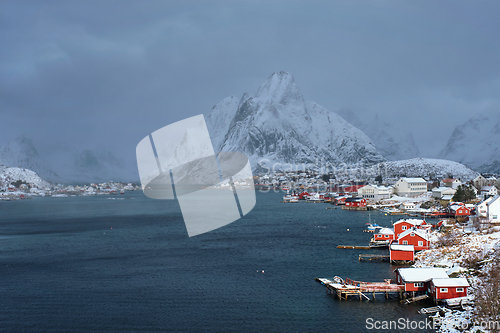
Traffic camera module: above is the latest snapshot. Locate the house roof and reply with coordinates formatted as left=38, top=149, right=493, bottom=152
left=401, top=177, right=426, bottom=183
left=441, top=195, right=454, bottom=200
left=441, top=178, right=457, bottom=183
left=398, top=228, right=430, bottom=241
left=431, top=278, right=469, bottom=287
left=377, top=227, right=394, bottom=235
left=390, top=244, right=414, bottom=252
left=397, top=267, right=448, bottom=282
left=394, top=219, right=426, bottom=226
left=481, top=186, right=497, bottom=191
left=487, top=195, right=500, bottom=207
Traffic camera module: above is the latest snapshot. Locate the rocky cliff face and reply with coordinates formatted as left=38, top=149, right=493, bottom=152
left=205, top=71, right=385, bottom=171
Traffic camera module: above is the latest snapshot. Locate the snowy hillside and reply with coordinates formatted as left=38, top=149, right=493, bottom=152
left=0, top=135, right=60, bottom=182
left=375, top=158, right=479, bottom=181
left=440, top=113, right=500, bottom=174
left=338, top=110, right=420, bottom=161
left=205, top=72, right=385, bottom=171
left=0, top=165, right=52, bottom=189
left=40, top=143, right=139, bottom=184
left=0, top=137, right=138, bottom=184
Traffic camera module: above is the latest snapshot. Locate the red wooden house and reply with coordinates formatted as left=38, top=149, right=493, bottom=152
left=298, top=191, right=310, bottom=200
left=447, top=203, right=471, bottom=217
left=397, top=228, right=430, bottom=251
left=395, top=267, right=449, bottom=293
left=344, top=197, right=367, bottom=208
left=393, top=219, right=427, bottom=239
left=372, top=227, right=395, bottom=243
left=389, top=244, right=414, bottom=262
left=429, top=278, right=469, bottom=301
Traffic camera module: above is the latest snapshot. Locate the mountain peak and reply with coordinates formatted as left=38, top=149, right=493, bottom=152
left=254, top=71, right=303, bottom=105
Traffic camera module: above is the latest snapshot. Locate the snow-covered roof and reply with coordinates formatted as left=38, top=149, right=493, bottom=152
left=481, top=185, right=497, bottom=191
left=397, top=267, right=448, bottom=282
left=401, top=177, right=426, bottom=183
left=377, top=227, right=394, bottom=235
left=487, top=195, right=500, bottom=207
left=431, top=278, right=469, bottom=287
left=441, top=195, right=454, bottom=200
left=394, top=219, right=425, bottom=226
left=390, top=244, right=414, bottom=251
left=398, top=228, right=430, bottom=241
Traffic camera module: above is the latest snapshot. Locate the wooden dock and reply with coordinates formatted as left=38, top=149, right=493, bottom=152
left=316, top=277, right=404, bottom=301
left=337, top=245, right=371, bottom=249
left=359, top=254, right=390, bottom=262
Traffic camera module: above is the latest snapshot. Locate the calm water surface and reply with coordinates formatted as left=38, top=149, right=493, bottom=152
left=0, top=191, right=435, bottom=332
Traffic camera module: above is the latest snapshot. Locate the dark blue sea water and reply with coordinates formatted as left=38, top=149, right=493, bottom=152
left=0, top=191, right=435, bottom=332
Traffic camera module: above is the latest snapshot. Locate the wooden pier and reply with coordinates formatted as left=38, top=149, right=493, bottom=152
left=337, top=245, right=371, bottom=249
left=316, top=277, right=405, bottom=301
left=359, top=254, right=390, bottom=262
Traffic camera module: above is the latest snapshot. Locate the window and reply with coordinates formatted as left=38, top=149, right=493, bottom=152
left=440, top=288, right=448, bottom=293
left=402, top=226, right=407, bottom=230
left=410, top=232, right=415, bottom=237
left=418, top=241, right=423, bottom=246
left=456, top=288, right=464, bottom=293
left=403, top=241, right=408, bottom=245
left=384, top=235, right=388, bottom=238
left=414, top=282, right=424, bottom=288
left=494, top=215, right=498, bottom=219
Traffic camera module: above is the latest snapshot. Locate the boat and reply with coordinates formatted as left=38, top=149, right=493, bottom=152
left=366, top=223, right=381, bottom=230
left=369, top=240, right=391, bottom=248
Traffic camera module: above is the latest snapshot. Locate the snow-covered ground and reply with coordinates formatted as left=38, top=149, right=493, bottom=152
left=414, top=227, right=500, bottom=332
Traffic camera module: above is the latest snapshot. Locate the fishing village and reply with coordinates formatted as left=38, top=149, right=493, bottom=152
left=257, top=171, right=500, bottom=331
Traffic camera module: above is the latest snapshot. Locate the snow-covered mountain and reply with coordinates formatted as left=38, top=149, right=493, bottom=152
left=205, top=72, right=385, bottom=171
left=338, top=110, right=420, bottom=161
left=375, top=158, right=479, bottom=181
left=0, top=165, right=52, bottom=189
left=0, top=135, right=60, bottom=182
left=40, top=143, right=138, bottom=184
left=0, top=136, right=138, bottom=184
left=440, top=113, right=500, bottom=174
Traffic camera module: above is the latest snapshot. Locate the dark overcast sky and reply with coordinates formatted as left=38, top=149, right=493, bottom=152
left=1, top=0, right=499, bottom=161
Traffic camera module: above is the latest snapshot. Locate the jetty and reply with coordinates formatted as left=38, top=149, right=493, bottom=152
left=358, top=254, right=390, bottom=262
left=316, top=277, right=404, bottom=301
left=337, top=245, right=371, bottom=249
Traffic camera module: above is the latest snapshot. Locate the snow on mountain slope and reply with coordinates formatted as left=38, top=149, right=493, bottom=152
left=338, top=110, right=420, bottom=161
left=205, top=71, right=385, bottom=171
left=0, top=135, right=60, bottom=182
left=42, top=145, right=139, bottom=184
left=0, top=165, right=52, bottom=189
left=375, top=158, right=479, bottom=181
left=440, top=113, right=500, bottom=174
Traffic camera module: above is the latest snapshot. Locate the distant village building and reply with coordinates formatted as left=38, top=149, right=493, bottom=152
left=440, top=178, right=462, bottom=189
left=394, top=178, right=427, bottom=197
left=432, top=187, right=456, bottom=199
left=473, top=174, right=487, bottom=190
left=480, top=185, right=498, bottom=198
left=475, top=195, right=500, bottom=224
left=357, top=184, right=392, bottom=201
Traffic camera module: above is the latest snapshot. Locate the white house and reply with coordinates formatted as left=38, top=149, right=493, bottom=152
left=476, top=195, right=500, bottom=223
left=358, top=184, right=392, bottom=201
left=480, top=186, right=498, bottom=198
left=394, top=178, right=427, bottom=197
left=432, top=187, right=456, bottom=199
left=440, top=178, right=462, bottom=189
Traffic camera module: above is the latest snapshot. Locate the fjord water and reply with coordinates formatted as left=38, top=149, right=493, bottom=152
left=0, top=191, right=433, bottom=332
